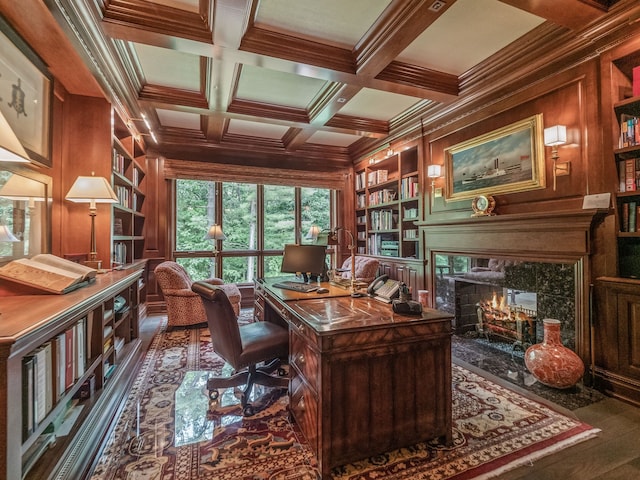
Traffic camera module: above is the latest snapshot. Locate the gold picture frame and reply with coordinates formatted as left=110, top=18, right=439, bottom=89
left=445, top=114, right=546, bottom=201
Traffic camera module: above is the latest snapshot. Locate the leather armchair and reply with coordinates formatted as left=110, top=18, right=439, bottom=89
left=192, top=281, right=289, bottom=416
left=339, top=256, right=380, bottom=284
left=154, top=261, right=241, bottom=328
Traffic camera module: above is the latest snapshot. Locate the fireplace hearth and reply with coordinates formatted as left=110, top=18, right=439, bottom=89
left=477, top=290, right=537, bottom=348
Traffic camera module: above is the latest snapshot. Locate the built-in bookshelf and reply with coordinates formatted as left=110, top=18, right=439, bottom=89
left=354, top=144, right=421, bottom=258
left=613, top=74, right=640, bottom=278
left=0, top=269, right=144, bottom=480
left=112, top=113, right=146, bottom=268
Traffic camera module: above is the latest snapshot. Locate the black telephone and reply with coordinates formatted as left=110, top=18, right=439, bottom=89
left=367, top=275, right=401, bottom=302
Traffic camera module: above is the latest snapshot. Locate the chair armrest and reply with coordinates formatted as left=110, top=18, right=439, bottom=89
left=162, top=288, right=200, bottom=298
left=203, top=278, right=224, bottom=286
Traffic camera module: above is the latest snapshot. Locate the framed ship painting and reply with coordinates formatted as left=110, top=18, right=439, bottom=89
left=445, top=114, right=546, bottom=201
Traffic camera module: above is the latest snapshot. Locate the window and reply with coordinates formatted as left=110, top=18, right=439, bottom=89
left=174, top=179, right=335, bottom=283
left=264, top=185, right=295, bottom=249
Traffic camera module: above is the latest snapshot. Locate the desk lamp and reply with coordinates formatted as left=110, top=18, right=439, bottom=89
left=328, top=227, right=360, bottom=296
left=65, top=173, right=118, bottom=269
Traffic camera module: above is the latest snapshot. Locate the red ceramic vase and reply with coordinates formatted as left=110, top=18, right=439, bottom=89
left=524, top=318, right=584, bottom=389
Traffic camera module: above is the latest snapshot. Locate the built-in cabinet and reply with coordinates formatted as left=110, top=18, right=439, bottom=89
left=593, top=277, right=640, bottom=407
left=354, top=144, right=421, bottom=259
left=0, top=268, right=144, bottom=480
left=376, top=257, right=426, bottom=302
left=111, top=114, right=147, bottom=268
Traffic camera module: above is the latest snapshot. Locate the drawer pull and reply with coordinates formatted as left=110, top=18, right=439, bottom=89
left=297, top=398, right=306, bottom=412
left=297, top=353, right=305, bottom=364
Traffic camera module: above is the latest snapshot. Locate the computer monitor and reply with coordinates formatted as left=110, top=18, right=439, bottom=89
left=280, top=244, right=327, bottom=282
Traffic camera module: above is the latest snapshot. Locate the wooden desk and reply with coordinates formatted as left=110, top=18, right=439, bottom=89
left=255, top=278, right=453, bottom=479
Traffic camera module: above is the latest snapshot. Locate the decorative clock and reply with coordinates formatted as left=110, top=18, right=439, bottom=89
left=471, top=195, right=496, bottom=217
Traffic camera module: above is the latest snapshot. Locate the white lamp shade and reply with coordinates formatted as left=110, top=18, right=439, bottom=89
left=65, top=175, right=118, bottom=203
left=306, top=225, right=321, bottom=240
left=427, top=164, right=442, bottom=178
left=206, top=224, right=227, bottom=240
left=0, top=110, right=30, bottom=163
left=0, top=174, right=46, bottom=201
left=0, top=224, right=19, bottom=242
left=544, top=125, right=567, bottom=146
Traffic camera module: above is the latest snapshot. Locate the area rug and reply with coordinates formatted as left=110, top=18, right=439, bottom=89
left=90, top=319, right=600, bottom=480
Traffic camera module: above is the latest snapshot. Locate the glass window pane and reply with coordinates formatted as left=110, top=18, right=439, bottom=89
left=176, top=257, right=217, bottom=281
left=176, top=179, right=215, bottom=251
left=264, top=185, right=295, bottom=250
left=222, top=182, right=257, bottom=251
left=222, top=256, right=257, bottom=283
left=301, top=187, right=330, bottom=244
left=264, top=254, right=284, bottom=278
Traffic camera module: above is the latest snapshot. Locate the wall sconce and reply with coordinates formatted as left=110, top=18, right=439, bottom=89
left=0, top=110, right=30, bottom=163
left=543, top=125, right=569, bottom=191
left=205, top=224, right=226, bottom=256
left=65, top=173, right=118, bottom=269
left=427, top=164, right=443, bottom=197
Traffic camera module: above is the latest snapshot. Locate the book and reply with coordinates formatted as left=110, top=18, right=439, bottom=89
left=22, top=356, right=35, bottom=439
left=0, top=254, right=97, bottom=294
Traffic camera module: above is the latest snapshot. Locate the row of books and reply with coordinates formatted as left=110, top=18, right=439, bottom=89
left=357, top=193, right=366, bottom=209
left=114, top=185, right=140, bottom=210
left=22, top=317, right=87, bottom=439
left=618, top=158, right=640, bottom=192
left=619, top=114, right=640, bottom=149
left=369, top=188, right=397, bottom=206
left=367, top=234, right=395, bottom=256
left=368, top=169, right=389, bottom=186
left=403, top=206, right=419, bottom=219
left=112, top=150, right=128, bottom=176
left=403, top=229, right=419, bottom=239
left=621, top=201, right=640, bottom=233
left=400, top=177, right=419, bottom=199
left=369, top=209, right=396, bottom=231
left=113, top=242, right=128, bottom=267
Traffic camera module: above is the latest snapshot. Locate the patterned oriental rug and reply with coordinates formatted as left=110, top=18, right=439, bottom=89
left=90, top=321, right=600, bottom=480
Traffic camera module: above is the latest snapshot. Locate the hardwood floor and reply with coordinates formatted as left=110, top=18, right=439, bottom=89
left=139, top=314, right=640, bottom=479
left=499, top=397, right=640, bottom=479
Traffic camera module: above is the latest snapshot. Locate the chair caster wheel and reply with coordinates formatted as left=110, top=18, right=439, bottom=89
left=243, top=404, right=255, bottom=416
left=209, top=389, right=219, bottom=401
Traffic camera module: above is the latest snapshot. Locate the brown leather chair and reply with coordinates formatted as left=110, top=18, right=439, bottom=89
left=192, top=281, right=289, bottom=415
left=338, top=255, right=380, bottom=284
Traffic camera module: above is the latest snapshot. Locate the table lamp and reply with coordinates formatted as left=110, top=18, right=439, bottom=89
left=0, top=110, right=30, bottom=163
left=206, top=224, right=226, bottom=256
left=65, top=173, right=118, bottom=269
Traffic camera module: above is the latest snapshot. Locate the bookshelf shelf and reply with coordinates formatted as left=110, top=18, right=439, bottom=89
left=0, top=268, right=144, bottom=480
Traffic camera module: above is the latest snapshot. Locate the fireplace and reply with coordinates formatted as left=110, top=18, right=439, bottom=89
left=418, top=210, right=604, bottom=366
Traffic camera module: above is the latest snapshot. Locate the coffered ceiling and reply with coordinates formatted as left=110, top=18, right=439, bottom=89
left=1, top=0, right=626, bottom=171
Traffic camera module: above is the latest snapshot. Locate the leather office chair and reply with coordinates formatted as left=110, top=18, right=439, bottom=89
left=155, top=261, right=241, bottom=328
left=192, top=281, right=289, bottom=416
left=338, top=255, right=380, bottom=284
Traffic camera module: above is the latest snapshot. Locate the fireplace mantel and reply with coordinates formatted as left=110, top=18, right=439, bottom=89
left=416, top=209, right=608, bottom=261
left=417, top=208, right=609, bottom=366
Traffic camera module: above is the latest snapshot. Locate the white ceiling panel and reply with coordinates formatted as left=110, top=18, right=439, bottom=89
left=397, top=0, right=545, bottom=75
left=157, top=109, right=201, bottom=130
left=307, top=130, right=362, bottom=147
left=339, top=88, right=422, bottom=121
left=254, top=0, right=392, bottom=48
left=227, top=119, right=289, bottom=139
left=133, top=43, right=201, bottom=90
left=236, top=65, right=328, bottom=108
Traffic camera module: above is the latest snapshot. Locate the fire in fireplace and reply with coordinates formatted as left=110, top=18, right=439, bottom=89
left=476, top=290, right=537, bottom=349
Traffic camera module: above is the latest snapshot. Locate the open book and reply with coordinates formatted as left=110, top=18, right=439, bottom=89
left=0, top=254, right=97, bottom=294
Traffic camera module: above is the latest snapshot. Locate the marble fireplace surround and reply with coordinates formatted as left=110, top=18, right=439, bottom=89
left=417, top=209, right=605, bottom=367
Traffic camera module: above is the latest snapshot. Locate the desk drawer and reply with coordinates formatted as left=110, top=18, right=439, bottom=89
left=291, top=330, right=319, bottom=393
left=290, top=373, right=319, bottom=454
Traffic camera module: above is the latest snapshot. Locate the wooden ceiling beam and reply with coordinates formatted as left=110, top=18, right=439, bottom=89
left=499, top=0, right=612, bottom=30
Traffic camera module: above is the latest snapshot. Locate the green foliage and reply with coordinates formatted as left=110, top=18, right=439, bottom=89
left=176, top=180, right=332, bottom=282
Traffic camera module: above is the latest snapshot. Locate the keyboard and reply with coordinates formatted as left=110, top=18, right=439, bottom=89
left=273, top=281, right=319, bottom=293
